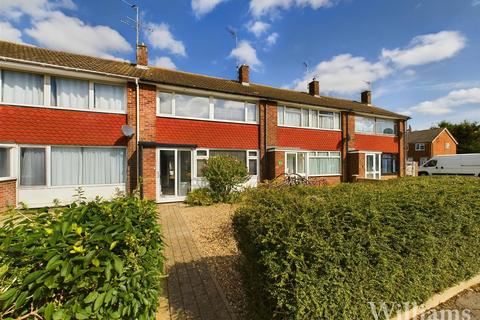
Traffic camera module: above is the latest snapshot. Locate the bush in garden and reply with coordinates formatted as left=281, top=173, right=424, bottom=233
left=234, top=177, right=480, bottom=320
left=185, top=188, right=214, bottom=206
left=0, top=193, right=164, bottom=320
left=200, top=155, right=249, bottom=203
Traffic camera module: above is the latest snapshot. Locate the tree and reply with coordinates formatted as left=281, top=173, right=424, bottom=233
left=434, top=120, right=480, bottom=153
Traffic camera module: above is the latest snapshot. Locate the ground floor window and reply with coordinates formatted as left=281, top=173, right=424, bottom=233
left=285, top=151, right=341, bottom=176
left=365, top=153, right=381, bottom=179
left=0, top=147, right=11, bottom=178
left=19, top=146, right=126, bottom=187
left=381, top=153, right=399, bottom=174
left=195, top=149, right=258, bottom=178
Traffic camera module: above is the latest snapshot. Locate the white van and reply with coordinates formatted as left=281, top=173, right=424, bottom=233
left=419, top=154, right=480, bottom=177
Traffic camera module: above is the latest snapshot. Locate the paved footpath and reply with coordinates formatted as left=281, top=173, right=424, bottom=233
left=156, top=204, right=236, bottom=320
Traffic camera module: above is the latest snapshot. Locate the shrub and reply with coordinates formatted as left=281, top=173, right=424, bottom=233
left=234, top=177, right=480, bottom=319
left=201, top=155, right=249, bottom=203
left=0, top=193, right=164, bottom=320
left=185, top=188, right=214, bottom=206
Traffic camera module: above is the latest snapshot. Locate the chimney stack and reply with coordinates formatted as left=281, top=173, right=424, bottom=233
left=361, top=90, right=372, bottom=105
left=308, top=79, right=320, bottom=96
left=238, top=65, right=249, bottom=85
left=136, top=44, right=148, bottom=66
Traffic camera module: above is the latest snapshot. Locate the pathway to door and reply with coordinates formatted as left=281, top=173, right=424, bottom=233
left=156, top=204, right=236, bottom=320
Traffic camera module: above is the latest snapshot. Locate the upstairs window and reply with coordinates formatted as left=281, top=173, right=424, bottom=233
left=376, top=119, right=397, bottom=134
left=94, top=83, right=126, bottom=111
left=1, top=70, right=44, bottom=105
left=214, top=99, right=246, bottom=122
left=355, top=116, right=375, bottom=133
left=356, top=116, right=397, bottom=135
left=415, top=143, right=426, bottom=151
left=51, top=77, right=89, bottom=109
left=278, top=106, right=340, bottom=130
left=175, top=93, right=210, bottom=119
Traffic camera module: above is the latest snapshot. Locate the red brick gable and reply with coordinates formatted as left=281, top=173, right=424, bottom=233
left=0, top=106, right=127, bottom=146
left=277, top=127, right=342, bottom=150
left=156, top=117, right=259, bottom=149
left=355, top=134, right=399, bottom=153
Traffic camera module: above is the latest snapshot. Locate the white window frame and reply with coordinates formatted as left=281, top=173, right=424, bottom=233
left=0, top=144, right=18, bottom=182
left=277, top=105, right=341, bottom=131
left=0, top=68, right=127, bottom=115
left=193, top=149, right=259, bottom=178
left=284, top=150, right=342, bottom=177
left=365, top=153, right=382, bottom=180
left=415, top=143, right=426, bottom=151
left=355, top=115, right=398, bottom=136
left=17, top=145, right=127, bottom=189
left=156, top=91, right=259, bottom=125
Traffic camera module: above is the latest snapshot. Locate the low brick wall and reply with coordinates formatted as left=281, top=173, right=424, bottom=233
left=0, top=179, right=16, bottom=212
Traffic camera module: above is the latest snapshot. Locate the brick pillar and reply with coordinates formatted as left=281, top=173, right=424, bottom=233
left=126, top=82, right=138, bottom=194
left=0, top=179, right=16, bottom=212
left=344, top=112, right=357, bottom=182
left=398, top=120, right=406, bottom=177
left=139, top=84, right=157, bottom=200
left=259, top=100, right=277, bottom=181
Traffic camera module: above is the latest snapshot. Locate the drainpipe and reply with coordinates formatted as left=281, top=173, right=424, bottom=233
left=135, top=78, right=140, bottom=189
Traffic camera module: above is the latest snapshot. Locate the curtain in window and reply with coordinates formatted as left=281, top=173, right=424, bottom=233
left=51, top=77, right=89, bottom=109
left=310, top=110, right=318, bottom=128
left=20, top=148, right=46, bottom=186
left=381, top=154, right=398, bottom=174
left=175, top=94, right=209, bottom=118
left=319, top=113, right=334, bottom=129
left=82, top=148, right=125, bottom=185
left=94, top=83, right=125, bottom=111
left=2, top=70, right=44, bottom=105
left=355, top=116, right=375, bottom=133
left=210, top=150, right=247, bottom=165
left=246, top=103, right=257, bottom=122
left=214, top=99, right=245, bottom=121
left=0, top=148, right=10, bottom=178
left=285, top=108, right=301, bottom=126
left=309, top=157, right=340, bottom=175
left=277, top=106, right=285, bottom=125
left=51, top=147, right=82, bottom=186
left=158, top=92, right=173, bottom=114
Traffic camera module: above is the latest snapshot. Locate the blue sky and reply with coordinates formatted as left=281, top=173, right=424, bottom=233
left=1, top=0, right=479, bottom=129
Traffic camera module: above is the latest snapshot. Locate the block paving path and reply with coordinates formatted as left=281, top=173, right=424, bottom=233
left=156, top=204, right=236, bottom=320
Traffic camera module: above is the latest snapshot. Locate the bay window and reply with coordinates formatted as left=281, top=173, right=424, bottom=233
left=51, top=77, right=89, bottom=109
left=20, top=147, right=46, bottom=186
left=381, top=154, right=398, bottom=174
left=94, top=83, right=126, bottom=111
left=1, top=70, right=44, bottom=105
left=286, top=151, right=341, bottom=176
left=0, top=148, right=10, bottom=178
left=277, top=106, right=340, bottom=130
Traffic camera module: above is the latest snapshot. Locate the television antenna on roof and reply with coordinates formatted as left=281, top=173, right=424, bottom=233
left=364, top=80, right=372, bottom=91
left=227, top=26, right=239, bottom=68
left=119, top=0, right=153, bottom=48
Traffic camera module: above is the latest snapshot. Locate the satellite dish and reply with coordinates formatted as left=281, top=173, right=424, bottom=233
left=121, top=125, right=134, bottom=138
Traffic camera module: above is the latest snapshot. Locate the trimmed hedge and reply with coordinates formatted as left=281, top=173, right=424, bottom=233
left=234, top=177, right=480, bottom=319
left=0, top=194, right=164, bottom=320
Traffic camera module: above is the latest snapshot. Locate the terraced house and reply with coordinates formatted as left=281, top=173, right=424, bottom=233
left=0, top=41, right=408, bottom=210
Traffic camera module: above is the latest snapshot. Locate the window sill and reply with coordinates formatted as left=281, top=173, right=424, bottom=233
left=278, top=125, right=341, bottom=132
left=355, top=132, right=398, bottom=137
left=0, top=102, right=127, bottom=115
left=308, top=174, right=341, bottom=177
left=18, top=183, right=126, bottom=190
left=157, top=114, right=259, bottom=125
left=0, top=177, right=17, bottom=183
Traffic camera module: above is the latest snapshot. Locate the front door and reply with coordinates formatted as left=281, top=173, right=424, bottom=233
left=157, top=149, right=192, bottom=201
left=365, top=153, right=381, bottom=180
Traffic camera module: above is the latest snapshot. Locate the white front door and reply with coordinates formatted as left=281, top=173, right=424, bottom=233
left=157, top=149, right=192, bottom=202
left=365, top=153, right=381, bottom=180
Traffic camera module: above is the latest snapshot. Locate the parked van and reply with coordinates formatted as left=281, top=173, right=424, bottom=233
left=419, top=154, right=480, bottom=176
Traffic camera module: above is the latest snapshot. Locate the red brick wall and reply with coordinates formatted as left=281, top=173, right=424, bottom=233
left=432, top=131, right=457, bottom=156
left=259, top=100, right=277, bottom=181
left=0, top=106, right=127, bottom=146
left=0, top=179, right=16, bottom=212
left=277, top=127, right=342, bottom=151
left=139, top=84, right=157, bottom=200
left=354, top=134, right=400, bottom=153
left=126, top=82, right=138, bottom=194
left=157, top=117, right=259, bottom=149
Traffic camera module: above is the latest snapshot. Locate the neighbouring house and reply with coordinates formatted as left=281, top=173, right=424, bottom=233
left=407, top=128, right=458, bottom=166
left=0, top=41, right=408, bottom=210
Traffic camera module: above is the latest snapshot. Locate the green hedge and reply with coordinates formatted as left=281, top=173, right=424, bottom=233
left=234, top=177, right=480, bottom=319
left=0, top=194, right=164, bottom=320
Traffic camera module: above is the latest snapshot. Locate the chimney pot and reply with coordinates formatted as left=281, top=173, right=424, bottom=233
left=136, top=44, right=148, bottom=66
left=308, top=80, right=320, bottom=96
left=238, top=64, right=249, bottom=85
left=361, top=90, right=372, bottom=105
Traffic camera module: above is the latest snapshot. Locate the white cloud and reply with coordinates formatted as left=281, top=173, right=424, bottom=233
left=381, top=31, right=466, bottom=68
left=292, top=54, right=391, bottom=94
left=0, top=21, right=23, bottom=43
left=0, top=0, right=76, bottom=20
left=247, top=21, right=270, bottom=37
left=266, top=32, right=279, bottom=46
left=145, top=23, right=187, bottom=57
left=152, top=56, right=177, bottom=70
left=191, top=0, right=227, bottom=18
left=25, top=11, right=131, bottom=59
left=472, top=0, right=480, bottom=6
left=229, top=40, right=261, bottom=69
left=407, top=87, right=480, bottom=115
left=249, top=0, right=335, bottom=17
